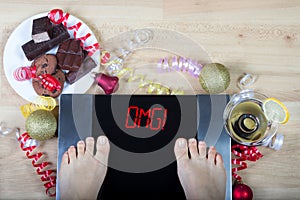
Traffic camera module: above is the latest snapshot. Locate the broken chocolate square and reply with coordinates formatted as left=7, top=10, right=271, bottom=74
left=66, top=56, right=97, bottom=84
left=22, top=24, right=70, bottom=61
left=56, top=39, right=84, bottom=71
left=32, top=16, right=52, bottom=43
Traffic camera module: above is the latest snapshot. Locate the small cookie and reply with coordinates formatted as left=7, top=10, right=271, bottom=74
left=32, top=69, right=65, bottom=98
left=32, top=54, right=57, bottom=76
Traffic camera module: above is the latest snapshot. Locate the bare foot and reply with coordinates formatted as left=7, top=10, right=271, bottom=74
left=174, top=138, right=226, bottom=200
left=59, top=136, right=110, bottom=200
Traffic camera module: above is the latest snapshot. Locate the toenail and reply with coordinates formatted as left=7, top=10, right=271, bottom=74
left=178, top=139, right=186, bottom=148
left=78, top=140, right=84, bottom=144
left=99, top=136, right=107, bottom=145
left=189, top=138, right=196, bottom=143
left=199, top=141, right=205, bottom=146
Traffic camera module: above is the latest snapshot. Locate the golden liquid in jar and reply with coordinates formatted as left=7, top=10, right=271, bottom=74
left=227, top=100, right=268, bottom=143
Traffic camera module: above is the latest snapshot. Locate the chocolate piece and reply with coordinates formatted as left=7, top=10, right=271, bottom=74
left=56, top=39, right=84, bottom=71
left=32, top=54, right=57, bottom=76
left=32, top=69, right=65, bottom=98
left=32, top=16, right=52, bottom=43
left=22, top=24, right=70, bottom=61
left=66, top=56, right=97, bottom=84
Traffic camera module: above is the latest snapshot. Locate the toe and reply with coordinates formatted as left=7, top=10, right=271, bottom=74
left=188, top=138, right=199, bottom=158
left=68, top=146, right=76, bottom=162
left=198, top=141, right=207, bottom=159
left=95, top=136, right=110, bottom=165
left=174, top=138, right=189, bottom=161
left=85, top=137, right=95, bottom=155
left=207, top=146, right=217, bottom=165
left=77, top=140, right=85, bottom=158
left=61, top=151, right=69, bottom=165
left=215, top=153, right=224, bottom=168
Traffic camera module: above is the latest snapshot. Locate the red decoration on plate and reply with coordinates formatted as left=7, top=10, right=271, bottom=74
left=17, top=132, right=56, bottom=197
left=47, top=9, right=65, bottom=24
left=233, top=182, right=253, bottom=200
left=13, top=65, right=37, bottom=81
left=94, top=72, right=119, bottom=95
left=37, top=74, right=61, bottom=92
left=48, top=9, right=100, bottom=56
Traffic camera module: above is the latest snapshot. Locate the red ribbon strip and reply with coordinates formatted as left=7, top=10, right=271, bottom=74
left=18, top=132, right=56, bottom=197
left=231, top=144, right=263, bottom=181
left=48, top=9, right=100, bottom=56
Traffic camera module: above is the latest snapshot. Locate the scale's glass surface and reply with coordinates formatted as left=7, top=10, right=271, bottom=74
left=57, top=94, right=232, bottom=199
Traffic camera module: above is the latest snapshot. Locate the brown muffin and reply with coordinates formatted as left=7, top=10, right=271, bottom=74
left=32, top=69, right=65, bottom=98
left=31, top=54, right=57, bottom=76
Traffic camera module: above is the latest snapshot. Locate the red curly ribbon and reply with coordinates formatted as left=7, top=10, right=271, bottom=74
left=18, top=132, right=56, bottom=197
left=48, top=9, right=66, bottom=24
left=67, top=22, right=82, bottom=32
left=231, top=144, right=263, bottom=181
left=48, top=9, right=100, bottom=56
left=13, top=65, right=37, bottom=81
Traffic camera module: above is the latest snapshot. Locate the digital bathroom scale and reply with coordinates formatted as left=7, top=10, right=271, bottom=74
left=56, top=94, right=232, bottom=199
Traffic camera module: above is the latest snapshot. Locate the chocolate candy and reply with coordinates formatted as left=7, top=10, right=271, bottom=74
left=56, top=39, right=84, bottom=71
left=32, top=16, right=52, bottom=43
left=66, top=56, right=97, bottom=84
left=32, top=69, right=65, bottom=98
left=22, top=24, right=70, bottom=61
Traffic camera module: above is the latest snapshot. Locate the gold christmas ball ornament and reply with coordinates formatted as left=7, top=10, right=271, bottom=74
left=25, top=109, right=57, bottom=141
left=199, top=63, right=230, bottom=93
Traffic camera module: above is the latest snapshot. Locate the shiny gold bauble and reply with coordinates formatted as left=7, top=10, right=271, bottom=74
left=199, top=63, right=230, bottom=93
left=25, top=109, right=57, bottom=141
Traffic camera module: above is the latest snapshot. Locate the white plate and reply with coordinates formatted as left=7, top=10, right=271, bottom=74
left=3, top=12, right=100, bottom=102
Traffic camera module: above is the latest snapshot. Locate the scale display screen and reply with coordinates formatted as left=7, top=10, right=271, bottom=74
left=57, top=94, right=231, bottom=199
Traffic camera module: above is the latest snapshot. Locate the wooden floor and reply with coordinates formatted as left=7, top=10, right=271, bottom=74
left=0, top=0, right=300, bottom=199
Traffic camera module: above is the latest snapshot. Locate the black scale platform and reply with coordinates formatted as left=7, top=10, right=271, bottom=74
left=56, top=94, right=232, bottom=199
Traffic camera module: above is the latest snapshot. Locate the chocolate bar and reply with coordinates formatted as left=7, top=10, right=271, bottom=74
left=65, top=56, right=97, bottom=84
left=56, top=39, right=84, bottom=71
left=22, top=24, right=70, bottom=61
left=32, top=16, right=52, bottom=43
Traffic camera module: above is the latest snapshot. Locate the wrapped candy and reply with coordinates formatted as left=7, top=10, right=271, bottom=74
left=38, top=74, right=61, bottom=92
left=14, top=65, right=61, bottom=93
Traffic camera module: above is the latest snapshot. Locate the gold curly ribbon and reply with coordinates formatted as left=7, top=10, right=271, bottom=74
left=115, top=68, right=184, bottom=95
left=20, top=96, right=57, bottom=118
